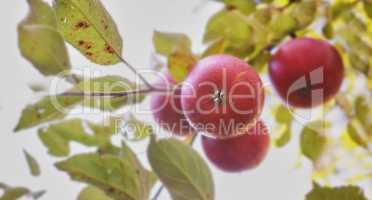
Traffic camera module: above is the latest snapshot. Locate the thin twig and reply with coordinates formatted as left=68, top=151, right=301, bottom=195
left=117, top=55, right=154, bottom=90
left=61, top=88, right=155, bottom=97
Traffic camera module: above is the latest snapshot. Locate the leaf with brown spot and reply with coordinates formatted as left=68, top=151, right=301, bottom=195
left=54, top=0, right=123, bottom=65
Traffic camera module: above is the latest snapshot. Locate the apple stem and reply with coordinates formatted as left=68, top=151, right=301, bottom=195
left=212, top=90, right=225, bottom=104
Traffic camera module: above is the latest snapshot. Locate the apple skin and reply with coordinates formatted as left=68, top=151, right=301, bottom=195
left=202, top=120, right=270, bottom=172
left=181, top=55, right=264, bottom=138
left=269, top=37, right=344, bottom=108
left=150, top=74, right=194, bottom=136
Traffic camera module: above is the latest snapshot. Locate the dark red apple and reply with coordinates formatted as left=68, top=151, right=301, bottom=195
left=150, top=74, right=194, bottom=136
left=269, top=37, right=344, bottom=108
left=181, top=55, right=264, bottom=138
left=202, top=120, right=270, bottom=172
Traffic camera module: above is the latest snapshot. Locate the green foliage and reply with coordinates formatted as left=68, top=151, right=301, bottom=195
left=78, top=186, right=113, bottom=200
left=54, top=0, right=123, bottom=65
left=18, top=0, right=70, bottom=76
left=153, top=31, right=192, bottom=56
left=148, top=136, right=214, bottom=200
left=0, top=183, right=45, bottom=200
left=23, top=150, right=41, bottom=176
left=215, top=0, right=257, bottom=15
left=168, top=51, right=197, bottom=82
left=204, top=9, right=254, bottom=58
left=300, top=121, right=330, bottom=163
left=273, top=105, right=293, bottom=147
left=38, top=118, right=116, bottom=157
left=56, top=143, right=157, bottom=200
left=363, top=0, right=372, bottom=18
left=121, top=115, right=153, bottom=142
left=305, top=183, right=368, bottom=200
left=13, top=0, right=372, bottom=199
left=15, top=76, right=142, bottom=132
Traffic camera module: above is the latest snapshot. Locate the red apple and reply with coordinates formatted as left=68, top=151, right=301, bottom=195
left=181, top=55, right=264, bottom=138
left=202, top=120, right=270, bottom=172
left=269, top=37, right=344, bottom=108
left=150, top=74, right=194, bottom=136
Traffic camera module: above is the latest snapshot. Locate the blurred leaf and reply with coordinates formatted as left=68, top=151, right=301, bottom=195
left=275, top=105, right=293, bottom=124
left=15, top=76, right=142, bottom=132
left=215, top=0, right=256, bottom=15
left=153, top=31, right=191, bottom=56
left=0, top=188, right=30, bottom=200
left=14, top=93, right=82, bottom=132
left=56, top=151, right=156, bottom=200
left=322, top=22, right=333, bottom=39
left=289, top=0, right=317, bottom=29
left=78, top=186, right=113, bottom=200
left=23, top=150, right=41, bottom=176
left=18, top=0, right=70, bottom=76
left=269, top=11, right=296, bottom=41
left=54, top=0, right=123, bottom=65
left=202, top=38, right=226, bottom=58
left=0, top=183, right=45, bottom=200
left=148, top=136, right=214, bottom=200
left=250, top=50, right=271, bottom=72
left=120, top=115, right=153, bottom=142
left=347, top=119, right=369, bottom=149
left=273, top=105, right=293, bottom=147
left=38, top=118, right=116, bottom=157
left=77, top=76, right=145, bottom=111
left=274, top=124, right=292, bottom=148
left=305, top=183, right=368, bottom=200
left=354, top=96, right=372, bottom=129
left=29, top=82, right=47, bottom=93
left=168, top=51, right=197, bottom=82
left=300, top=121, right=330, bottom=163
left=363, top=0, right=372, bottom=18
left=203, top=9, right=253, bottom=58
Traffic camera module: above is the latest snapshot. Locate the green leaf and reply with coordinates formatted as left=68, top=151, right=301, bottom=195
left=54, top=0, right=123, bottom=65
left=38, top=118, right=116, bottom=157
left=275, top=105, right=293, bottom=124
left=15, top=76, right=142, bottom=131
left=0, top=187, right=29, bottom=200
left=300, top=121, right=330, bottom=163
left=18, top=0, right=71, bottom=76
left=121, top=115, right=153, bottom=142
left=274, top=124, right=292, bottom=148
left=250, top=50, right=271, bottom=72
left=354, top=96, right=372, bottom=130
left=289, top=0, right=317, bottom=30
left=347, top=119, right=369, bottom=149
left=305, top=183, right=368, bottom=200
left=14, top=93, right=82, bottom=132
left=218, top=0, right=256, bottom=15
left=78, top=186, right=113, bottom=200
left=56, top=150, right=156, bottom=200
left=23, top=150, right=41, bottom=176
left=203, top=9, right=253, bottom=58
left=153, top=31, right=192, bottom=56
left=148, top=136, right=214, bottom=200
left=363, top=0, right=372, bottom=18
left=0, top=183, right=45, bottom=200
left=168, top=51, right=197, bottom=82
left=77, top=76, right=145, bottom=111
left=269, top=11, right=296, bottom=41
left=201, top=38, right=226, bottom=58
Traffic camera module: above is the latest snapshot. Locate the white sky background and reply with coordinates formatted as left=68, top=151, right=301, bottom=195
left=0, top=0, right=318, bottom=199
